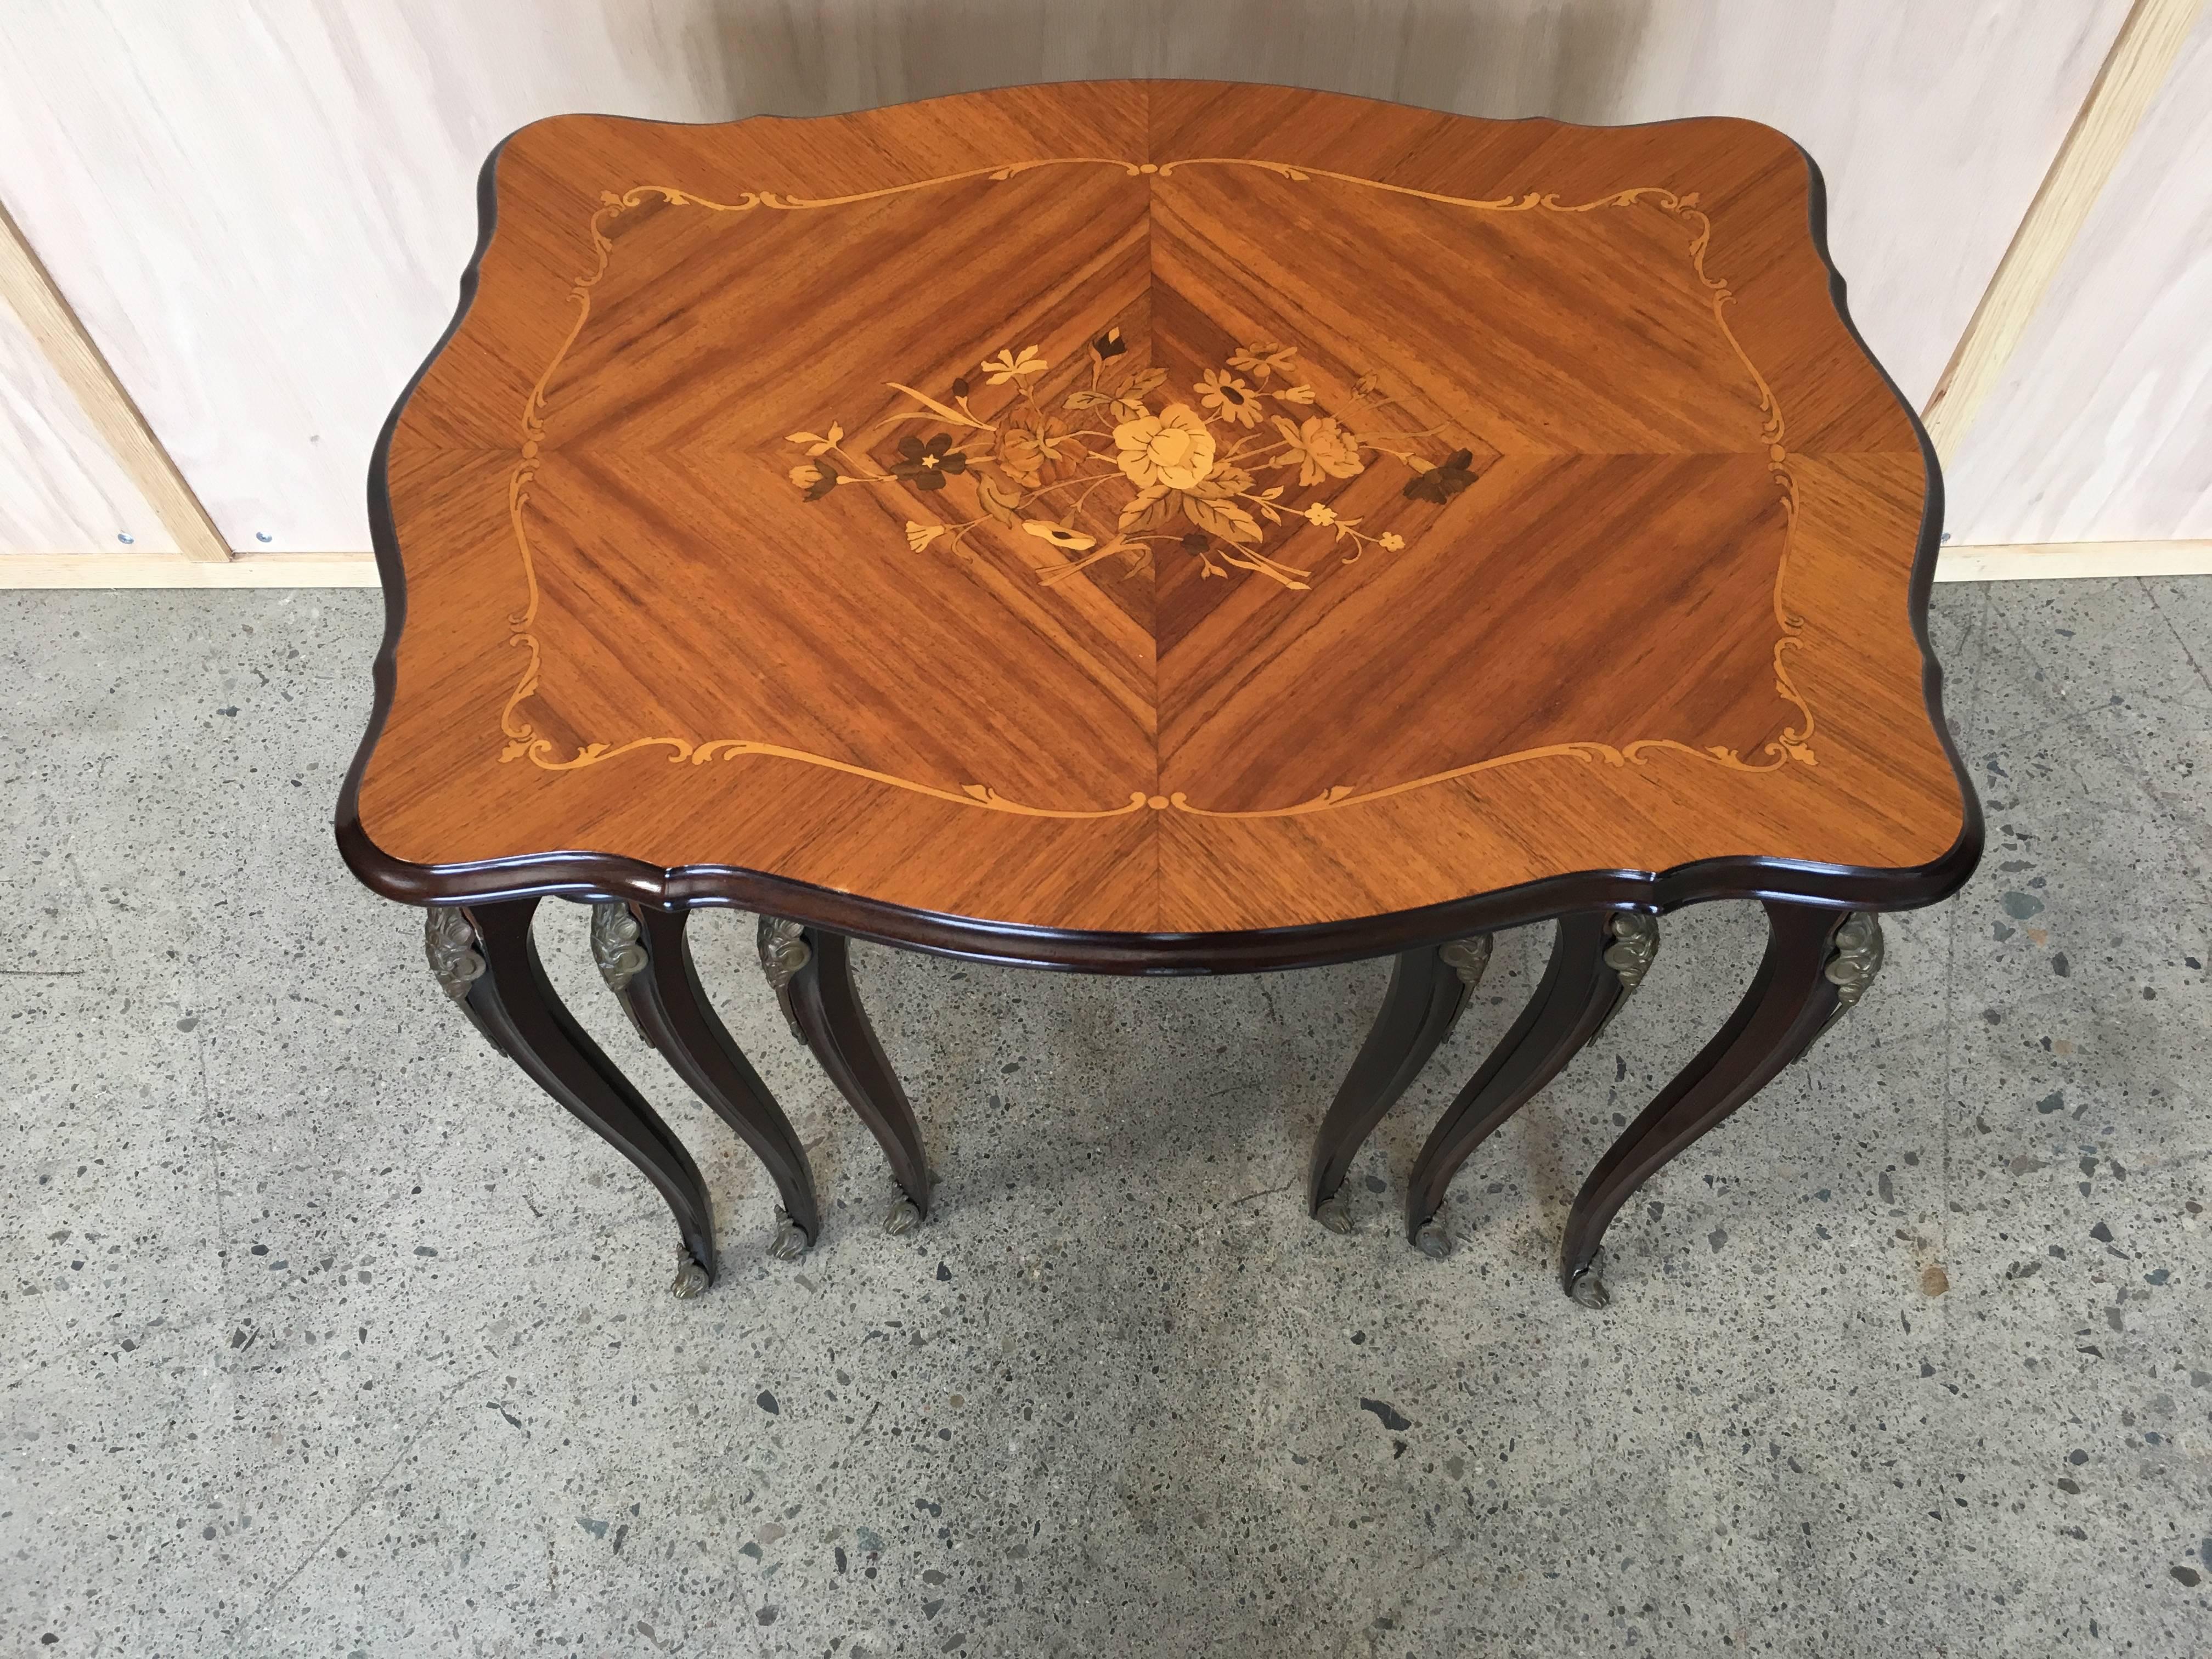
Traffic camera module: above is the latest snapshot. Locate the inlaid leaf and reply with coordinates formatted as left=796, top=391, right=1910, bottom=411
left=1119, top=484, right=1171, bottom=532
left=883, top=383, right=990, bottom=430
left=1182, top=493, right=1261, bottom=544
left=785, top=425, right=843, bottom=455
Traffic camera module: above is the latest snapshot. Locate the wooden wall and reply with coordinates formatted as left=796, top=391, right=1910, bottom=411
left=0, top=287, right=171, bottom=555
left=0, top=0, right=2199, bottom=580
left=1945, top=0, right=2212, bottom=547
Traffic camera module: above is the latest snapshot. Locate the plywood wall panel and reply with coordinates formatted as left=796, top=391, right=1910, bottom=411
left=0, top=0, right=2130, bottom=552
left=0, top=292, right=173, bottom=555
left=1945, top=3, right=2212, bottom=545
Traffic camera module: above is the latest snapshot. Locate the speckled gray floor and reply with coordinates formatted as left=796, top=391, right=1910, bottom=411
left=1, top=578, right=2207, bottom=1657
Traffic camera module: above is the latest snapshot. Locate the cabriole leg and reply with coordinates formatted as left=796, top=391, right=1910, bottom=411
left=761, top=918, right=932, bottom=1234
left=1404, top=912, right=1652, bottom=1258
left=427, top=899, right=716, bottom=1299
left=1558, top=904, right=1879, bottom=1308
left=594, top=903, right=821, bottom=1260
left=1306, top=939, right=1485, bottom=1234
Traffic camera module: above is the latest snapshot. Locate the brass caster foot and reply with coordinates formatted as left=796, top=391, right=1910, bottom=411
left=1413, top=1214, right=1452, bottom=1260
left=1566, top=1256, right=1610, bottom=1310
left=883, top=1193, right=922, bottom=1237
left=1314, top=1193, right=1355, bottom=1235
left=669, top=1252, right=711, bottom=1300
left=766, top=1211, right=811, bottom=1262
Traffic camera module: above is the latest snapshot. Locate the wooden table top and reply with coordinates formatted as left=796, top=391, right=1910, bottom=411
left=342, top=81, right=1977, bottom=964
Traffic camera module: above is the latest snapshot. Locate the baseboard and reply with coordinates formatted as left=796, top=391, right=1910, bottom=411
left=1934, top=540, right=2212, bottom=582
left=5, top=542, right=2208, bottom=589
left=0, top=551, right=381, bottom=587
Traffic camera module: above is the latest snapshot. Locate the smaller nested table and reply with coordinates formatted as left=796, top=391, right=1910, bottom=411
left=338, top=83, right=1978, bottom=1307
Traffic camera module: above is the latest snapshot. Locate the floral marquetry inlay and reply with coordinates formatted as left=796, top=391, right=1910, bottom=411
left=787, top=330, right=1449, bottom=591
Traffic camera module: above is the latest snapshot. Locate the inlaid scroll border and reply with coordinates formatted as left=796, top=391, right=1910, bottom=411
left=495, top=156, right=1816, bottom=821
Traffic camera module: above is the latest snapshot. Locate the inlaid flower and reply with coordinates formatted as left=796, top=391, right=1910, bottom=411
left=1230, top=341, right=1297, bottom=382
left=805, top=330, right=1432, bottom=591
left=1114, top=403, right=1216, bottom=492
left=890, top=433, right=968, bottom=491
left=1272, top=415, right=1364, bottom=487
left=1402, top=447, right=1477, bottom=504
left=1196, top=369, right=1262, bottom=428
left=980, top=345, right=1048, bottom=385
left=1022, top=520, right=1097, bottom=552
left=996, top=414, right=1084, bottom=489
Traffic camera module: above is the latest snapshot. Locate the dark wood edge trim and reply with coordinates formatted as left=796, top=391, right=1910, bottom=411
left=335, top=99, right=1982, bottom=979
left=335, top=134, right=508, bottom=913
left=1796, top=140, right=1983, bottom=913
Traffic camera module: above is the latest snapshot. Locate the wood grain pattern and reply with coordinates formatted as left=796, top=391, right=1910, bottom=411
left=1945, top=0, right=2212, bottom=543
left=1920, top=0, right=2205, bottom=465
left=346, top=83, right=1971, bottom=943
left=0, top=1, right=2126, bottom=554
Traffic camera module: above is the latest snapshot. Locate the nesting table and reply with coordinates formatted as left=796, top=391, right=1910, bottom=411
left=337, top=82, right=1978, bottom=1306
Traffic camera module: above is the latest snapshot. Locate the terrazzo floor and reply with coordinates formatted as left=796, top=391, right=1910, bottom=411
left=2, top=577, right=2208, bottom=1656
